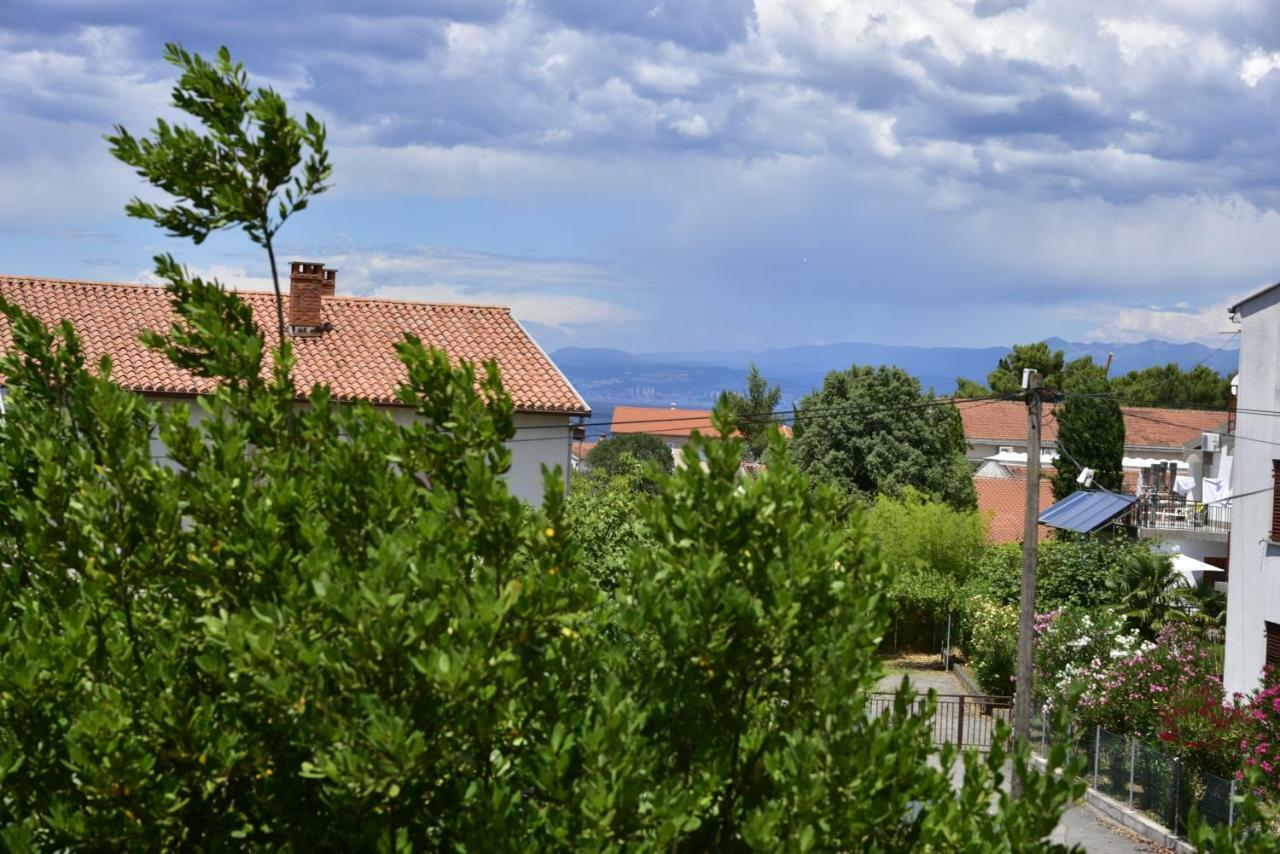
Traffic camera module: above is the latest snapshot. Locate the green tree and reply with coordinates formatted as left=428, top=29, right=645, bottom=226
left=1050, top=373, right=1125, bottom=500
left=987, top=342, right=1067, bottom=395
left=587, top=433, right=674, bottom=480
left=719, top=362, right=783, bottom=460
left=867, top=490, right=987, bottom=637
left=791, top=365, right=976, bottom=510
left=1111, top=363, right=1232, bottom=409
left=954, top=376, right=989, bottom=397
left=1060, top=355, right=1109, bottom=393
left=107, top=43, right=331, bottom=344
left=0, top=42, right=1086, bottom=850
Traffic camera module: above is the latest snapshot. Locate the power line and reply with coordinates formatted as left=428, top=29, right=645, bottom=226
left=505, top=392, right=1016, bottom=443
left=1043, top=407, right=1120, bottom=496
left=1111, top=407, right=1280, bottom=450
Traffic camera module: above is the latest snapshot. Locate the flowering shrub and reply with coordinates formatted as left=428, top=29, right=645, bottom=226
left=1075, top=623, right=1243, bottom=776
left=1240, top=667, right=1280, bottom=792
left=965, top=596, right=1018, bottom=695
left=1033, top=606, right=1143, bottom=716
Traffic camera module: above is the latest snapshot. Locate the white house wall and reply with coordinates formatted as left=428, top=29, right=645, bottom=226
left=1225, top=288, right=1280, bottom=696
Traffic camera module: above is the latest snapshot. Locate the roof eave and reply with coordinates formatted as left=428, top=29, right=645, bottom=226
left=1229, top=281, right=1280, bottom=315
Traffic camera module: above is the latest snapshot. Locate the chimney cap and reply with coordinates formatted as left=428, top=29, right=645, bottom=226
left=290, top=260, right=325, bottom=276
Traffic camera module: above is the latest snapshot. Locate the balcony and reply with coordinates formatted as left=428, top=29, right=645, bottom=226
left=1131, top=492, right=1230, bottom=540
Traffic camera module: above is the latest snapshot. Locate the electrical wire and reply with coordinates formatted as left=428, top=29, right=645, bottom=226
left=1042, top=407, right=1120, bottom=496
left=506, top=392, right=1017, bottom=444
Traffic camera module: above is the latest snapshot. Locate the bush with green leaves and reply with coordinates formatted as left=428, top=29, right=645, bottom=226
left=964, top=597, right=1020, bottom=695
left=0, top=303, right=1085, bottom=847
left=586, top=433, right=674, bottom=481
left=866, top=490, right=988, bottom=649
left=972, top=536, right=1156, bottom=611
left=0, top=42, right=1087, bottom=850
left=566, top=460, right=656, bottom=593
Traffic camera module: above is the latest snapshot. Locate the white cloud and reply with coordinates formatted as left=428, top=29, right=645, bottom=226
left=1057, top=298, right=1239, bottom=344
left=132, top=246, right=638, bottom=331
left=369, top=284, right=636, bottom=328
left=669, top=113, right=711, bottom=138
left=136, top=264, right=274, bottom=292
left=1240, top=49, right=1280, bottom=86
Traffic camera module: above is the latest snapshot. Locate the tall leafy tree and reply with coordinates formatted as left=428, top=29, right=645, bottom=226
left=790, top=365, right=976, bottom=510
left=987, top=342, right=1067, bottom=395
left=719, top=362, right=783, bottom=459
left=953, top=376, right=989, bottom=398
left=1050, top=366, right=1125, bottom=500
left=1111, top=363, right=1232, bottom=409
left=107, top=43, right=331, bottom=344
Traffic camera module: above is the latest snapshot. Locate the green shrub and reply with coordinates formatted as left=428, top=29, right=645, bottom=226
left=0, top=43, right=1086, bottom=849
left=972, top=536, right=1155, bottom=610
left=965, top=597, right=1019, bottom=695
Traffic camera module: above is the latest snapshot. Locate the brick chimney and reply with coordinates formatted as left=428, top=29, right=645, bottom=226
left=289, top=261, right=325, bottom=335
left=322, top=268, right=337, bottom=297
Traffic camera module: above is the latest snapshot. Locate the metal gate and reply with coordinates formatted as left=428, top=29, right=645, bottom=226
left=868, top=692, right=1013, bottom=752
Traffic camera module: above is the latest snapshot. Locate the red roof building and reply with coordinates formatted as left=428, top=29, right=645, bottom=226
left=0, top=271, right=588, bottom=415
left=609, top=405, right=722, bottom=439
left=0, top=265, right=589, bottom=503
left=956, top=400, right=1225, bottom=452
left=975, top=477, right=1055, bottom=544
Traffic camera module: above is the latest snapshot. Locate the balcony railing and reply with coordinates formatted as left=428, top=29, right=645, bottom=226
left=1131, top=492, right=1230, bottom=534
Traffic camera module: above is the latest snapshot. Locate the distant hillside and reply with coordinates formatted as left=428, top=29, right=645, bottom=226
left=555, top=339, right=1239, bottom=438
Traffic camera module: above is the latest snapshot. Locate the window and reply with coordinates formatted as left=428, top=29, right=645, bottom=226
left=1267, top=621, right=1280, bottom=673
left=1272, top=461, right=1280, bottom=542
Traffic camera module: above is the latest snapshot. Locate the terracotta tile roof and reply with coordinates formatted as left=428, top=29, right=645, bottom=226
left=975, top=476, right=1055, bottom=544
left=0, top=276, right=589, bottom=415
left=610, top=405, right=724, bottom=438
left=957, top=400, right=1224, bottom=450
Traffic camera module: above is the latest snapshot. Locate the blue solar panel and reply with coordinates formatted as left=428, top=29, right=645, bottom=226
left=1038, top=490, right=1137, bottom=533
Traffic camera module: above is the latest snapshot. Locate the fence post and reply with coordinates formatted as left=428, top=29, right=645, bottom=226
left=1128, top=738, right=1137, bottom=809
left=1172, top=757, right=1181, bottom=836
left=1093, top=726, right=1101, bottom=788
left=1228, top=777, right=1235, bottom=827
left=956, top=697, right=965, bottom=750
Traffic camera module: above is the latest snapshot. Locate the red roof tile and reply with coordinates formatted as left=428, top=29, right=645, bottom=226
left=610, top=405, right=724, bottom=438
left=0, top=276, right=589, bottom=415
left=975, top=476, right=1054, bottom=544
left=957, top=400, right=1224, bottom=450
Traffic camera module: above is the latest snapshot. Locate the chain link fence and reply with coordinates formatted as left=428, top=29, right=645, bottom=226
left=1034, top=705, right=1237, bottom=836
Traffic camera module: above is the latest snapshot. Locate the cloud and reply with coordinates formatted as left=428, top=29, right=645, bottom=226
left=132, top=245, right=638, bottom=331
left=1057, top=298, right=1240, bottom=344
left=2, top=2, right=1280, bottom=351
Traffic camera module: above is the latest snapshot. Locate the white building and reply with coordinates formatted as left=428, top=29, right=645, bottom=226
left=1225, top=283, right=1280, bottom=696
left=0, top=263, right=590, bottom=504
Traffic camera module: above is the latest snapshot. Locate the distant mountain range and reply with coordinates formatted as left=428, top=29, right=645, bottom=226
left=553, top=337, right=1240, bottom=437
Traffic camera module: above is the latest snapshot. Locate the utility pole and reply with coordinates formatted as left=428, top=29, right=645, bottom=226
left=1012, top=368, right=1042, bottom=799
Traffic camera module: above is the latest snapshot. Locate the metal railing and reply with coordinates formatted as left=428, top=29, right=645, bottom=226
left=868, top=692, right=1012, bottom=753
left=1131, top=491, right=1230, bottom=534
left=1033, top=708, right=1238, bottom=836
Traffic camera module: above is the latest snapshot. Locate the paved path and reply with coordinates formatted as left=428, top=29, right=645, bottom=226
left=877, top=668, right=1168, bottom=853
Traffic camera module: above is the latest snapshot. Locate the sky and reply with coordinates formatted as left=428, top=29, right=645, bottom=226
left=1, top=1, right=1278, bottom=354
